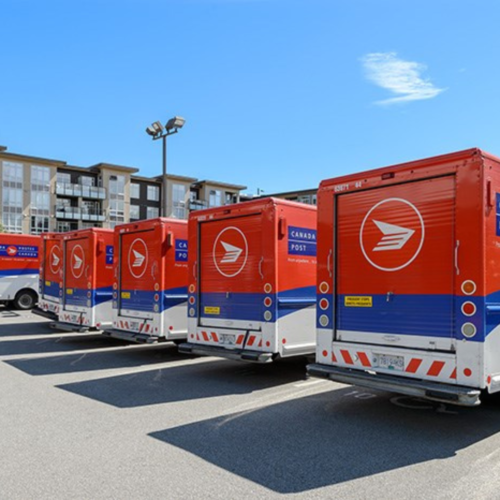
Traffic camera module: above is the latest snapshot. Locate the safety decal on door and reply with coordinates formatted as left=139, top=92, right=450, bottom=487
left=128, top=238, right=148, bottom=278
left=213, top=227, right=248, bottom=278
left=50, top=246, right=61, bottom=273
left=360, top=198, right=425, bottom=272
left=70, top=245, right=85, bottom=279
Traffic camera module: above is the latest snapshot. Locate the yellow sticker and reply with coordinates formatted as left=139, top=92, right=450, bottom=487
left=45, top=281, right=51, bottom=286
left=204, top=306, right=220, bottom=315
left=344, top=296, right=372, bottom=307
left=66, top=289, right=73, bottom=295
left=121, top=292, right=131, bottom=299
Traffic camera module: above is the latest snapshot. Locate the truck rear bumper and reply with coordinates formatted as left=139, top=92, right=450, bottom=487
left=179, top=342, right=274, bottom=363
left=32, top=307, right=58, bottom=321
left=49, top=321, right=95, bottom=333
left=101, top=328, right=161, bottom=344
left=307, top=363, right=481, bottom=407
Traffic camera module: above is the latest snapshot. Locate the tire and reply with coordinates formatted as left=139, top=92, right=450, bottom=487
left=14, top=289, right=38, bottom=310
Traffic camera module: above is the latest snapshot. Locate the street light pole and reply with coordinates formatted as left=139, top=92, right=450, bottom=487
left=145, top=116, right=186, bottom=218
left=162, top=134, right=167, bottom=217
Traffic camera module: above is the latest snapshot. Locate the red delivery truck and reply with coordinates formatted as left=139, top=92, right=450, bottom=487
left=102, top=218, right=188, bottom=343
left=179, top=197, right=317, bottom=363
left=53, top=228, right=114, bottom=332
left=307, top=148, right=500, bottom=406
left=0, top=233, right=40, bottom=309
left=33, top=232, right=64, bottom=320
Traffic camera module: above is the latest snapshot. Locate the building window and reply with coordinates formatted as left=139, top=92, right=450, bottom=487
left=109, top=174, right=125, bottom=226
left=225, top=192, right=237, bottom=204
left=82, top=222, right=101, bottom=229
left=82, top=200, right=100, bottom=215
left=172, top=183, right=186, bottom=219
left=147, top=185, right=160, bottom=201
left=209, top=189, right=222, bottom=207
left=30, top=165, right=51, bottom=234
left=80, top=176, right=95, bottom=186
left=146, top=206, right=159, bottom=219
left=130, top=204, right=140, bottom=220
left=130, top=183, right=140, bottom=199
left=57, top=172, right=71, bottom=185
left=1, top=161, right=24, bottom=233
left=56, top=221, right=78, bottom=232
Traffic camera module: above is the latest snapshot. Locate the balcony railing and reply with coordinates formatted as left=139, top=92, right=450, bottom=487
left=55, top=206, right=81, bottom=220
left=81, top=211, right=105, bottom=222
left=56, top=182, right=106, bottom=199
left=55, top=205, right=105, bottom=222
left=188, top=200, right=208, bottom=211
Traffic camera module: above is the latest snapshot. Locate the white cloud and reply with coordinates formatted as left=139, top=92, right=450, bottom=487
left=361, top=52, right=445, bottom=105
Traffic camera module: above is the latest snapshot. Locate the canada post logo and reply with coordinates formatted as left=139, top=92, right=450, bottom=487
left=7, top=246, right=18, bottom=256
left=70, top=245, right=85, bottom=279
left=360, top=198, right=425, bottom=272
left=213, top=227, right=248, bottom=278
left=128, top=238, right=148, bottom=279
left=50, top=245, right=61, bottom=274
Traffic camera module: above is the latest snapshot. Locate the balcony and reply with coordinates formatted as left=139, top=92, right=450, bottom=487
left=188, top=200, right=208, bottom=211
left=55, top=206, right=81, bottom=220
left=81, top=210, right=105, bottom=222
left=56, top=182, right=106, bottom=199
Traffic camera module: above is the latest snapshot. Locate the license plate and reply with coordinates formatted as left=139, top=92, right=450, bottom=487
left=373, top=353, right=404, bottom=371
left=220, top=334, right=236, bottom=345
left=129, top=321, right=140, bottom=331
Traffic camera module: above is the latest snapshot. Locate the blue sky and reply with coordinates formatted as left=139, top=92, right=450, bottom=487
left=0, top=0, right=498, bottom=195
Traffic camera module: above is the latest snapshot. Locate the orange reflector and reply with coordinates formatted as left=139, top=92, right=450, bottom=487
left=462, top=280, right=476, bottom=295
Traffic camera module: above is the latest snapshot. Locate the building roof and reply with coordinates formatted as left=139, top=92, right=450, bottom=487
left=150, top=173, right=198, bottom=183
left=0, top=148, right=66, bottom=166
left=193, top=179, right=247, bottom=190
left=257, top=187, right=317, bottom=198
left=89, top=162, right=140, bottom=174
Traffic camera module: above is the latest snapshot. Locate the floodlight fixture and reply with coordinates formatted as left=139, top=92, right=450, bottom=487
left=165, top=116, right=186, bottom=131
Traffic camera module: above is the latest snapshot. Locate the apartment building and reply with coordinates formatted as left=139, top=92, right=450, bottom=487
left=0, top=145, right=246, bottom=234
left=254, top=187, right=317, bottom=205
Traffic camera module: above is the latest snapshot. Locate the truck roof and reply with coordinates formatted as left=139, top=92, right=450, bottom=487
left=190, top=196, right=317, bottom=221
left=320, top=148, right=500, bottom=189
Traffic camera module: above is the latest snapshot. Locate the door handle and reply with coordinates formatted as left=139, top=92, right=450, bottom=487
left=455, top=240, right=460, bottom=276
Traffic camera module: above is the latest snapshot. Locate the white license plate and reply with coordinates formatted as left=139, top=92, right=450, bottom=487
left=373, top=353, right=404, bottom=371
left=129, top=321, right=140, bottom=331
left=220, top=334, right=236, bottom=345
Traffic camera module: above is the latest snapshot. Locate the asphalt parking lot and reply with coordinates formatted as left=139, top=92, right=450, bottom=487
left=2, top=308, right=500, bottom=499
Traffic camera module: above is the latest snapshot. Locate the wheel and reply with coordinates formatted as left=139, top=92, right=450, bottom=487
left=13, top=289, right=38, bottom=310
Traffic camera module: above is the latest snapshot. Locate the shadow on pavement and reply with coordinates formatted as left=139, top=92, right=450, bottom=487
left=149, top=389, right=500, bottom=493
left=55, top=357, right=309, bottom=407
left=0, top=333, right=127, bottom=357
left=5, top=342, right=194, bottom=374
left=0, top=318, right=53, bottom=337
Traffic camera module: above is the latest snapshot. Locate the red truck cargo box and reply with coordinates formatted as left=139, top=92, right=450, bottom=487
left=55, top=228, right=114, bottom=331
left=308, top=148, right=500, bottom=406
left=181, top=197, right=317, bottom=363
left=35, top=232, right=64, bottom=319
left=103, top=218, right=188, bottom=343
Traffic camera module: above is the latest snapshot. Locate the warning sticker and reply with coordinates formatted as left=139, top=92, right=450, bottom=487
left=121, top=292, right=131, bottom=299
left=66, top=289, right=74, bottom=295
left=344, top=296, right=372, bottom=307
left=204, top=306, right=220, bottom=315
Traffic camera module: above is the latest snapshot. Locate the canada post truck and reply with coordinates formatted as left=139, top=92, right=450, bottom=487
left=307, top=148, right=500, bottom=406
left=179, top=197, right=317, bottom=363
left=0, top=233, right=40, bottom=309
left=102, top=218, right=188, bottom=343
left=53, top=228, right=114, bottom=332
left=33, top=232, right=64, bottom=320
